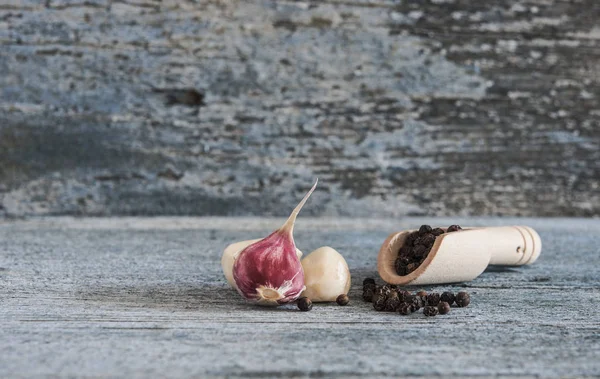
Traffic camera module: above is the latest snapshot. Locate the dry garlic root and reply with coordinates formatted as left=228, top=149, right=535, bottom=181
left=301, top=246, right=351, bottom=302
left=222, top=239, right=302, bottom=290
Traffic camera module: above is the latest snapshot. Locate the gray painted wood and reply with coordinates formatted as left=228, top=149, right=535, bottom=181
left=1, top=217, right=599, bottom=378
left=1, top=1, right=600, bottom=218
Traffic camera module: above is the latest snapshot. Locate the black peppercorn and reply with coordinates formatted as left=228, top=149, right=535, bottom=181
left=373, top=294, right=387, bottom=311
left=336, top=294, right=349, bottom=306
left=363, top=282, right=376, bottom=290
left=427, top=293, right=441, bottom=306
left=447, top=225, right=462, bottom=233
left=406, top=263, right=418, bottom=273
left=440, top=291, right=455, bottom=305
left=419, top=225, right=433, bottom=235
left=455, top=291, right=471, bottom=307
left=438, top=301, right=451, bottom=315
left=416, top=290, right=427, bottom=302
left=412, top=245, right=427, bottom=258
left=297, top=297, right=313, bottom=312
left=375, top=291, right=387, bottom=301
left=423, top=305, right=439, bottom=317
left=363, top=278, right=375, bottom=287
left=421, top=233, right=436, bottom=247
left=363, top=278, right=376, bottom=286
left=398, top=245, right=412, bottom=257
left=385, top=294, right=401, bottom=312
left=362, top=289, right=374, bottom=302
left=432, top=228, right=445, bottom=236
left=381, top=284, right=394, bottom=294
left=406, top=232, right=418, bottom=245
left=395, top=260, right=407, bottom=276
left=399, top=256, right=411, bottom=265
left=410, top=295, right=423, bottom=311
left=398, top=302, right=412, bottom=315
left=398, top=290, right=411, bottom=302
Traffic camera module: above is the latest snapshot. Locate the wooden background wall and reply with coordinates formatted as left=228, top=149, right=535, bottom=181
left=1, top=0, right=599, bottom=217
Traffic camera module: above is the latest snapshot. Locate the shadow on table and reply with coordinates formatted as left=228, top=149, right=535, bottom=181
left=73, top=268, right=378, bottom=311
left=74, top=282, right=249, bottom=310
left=74, top=283, right=334, bottom=312
left=484, top=265, right=522, bottom=273
left=76, top=268, right=506, bottom=311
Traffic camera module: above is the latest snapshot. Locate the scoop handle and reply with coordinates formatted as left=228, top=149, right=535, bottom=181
left=480, top=226, right=542, bottom=266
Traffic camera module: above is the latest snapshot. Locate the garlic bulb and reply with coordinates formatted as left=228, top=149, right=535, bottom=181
left=222, top=239, right=302, bottom=290
left=301, top=246, right=351, bottom=302
left=232, top=180, right=317, bottom=306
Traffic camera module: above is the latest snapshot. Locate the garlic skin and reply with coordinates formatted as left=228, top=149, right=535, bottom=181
left=232, top=180, right=317, bottom=306
left=301, top=246, right=351, bottom=302
left=222, top=239, right=302, bottom=290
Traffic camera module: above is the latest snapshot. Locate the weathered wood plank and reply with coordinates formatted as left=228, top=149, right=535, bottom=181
left=1, top=217, right=599, bottom=377
left=0, top=1, right=599, bottom=217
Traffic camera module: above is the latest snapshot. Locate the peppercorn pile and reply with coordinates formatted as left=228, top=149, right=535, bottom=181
left=395, top=224, right=463, bottom=276
left=363, top=278, right=470, bottom=317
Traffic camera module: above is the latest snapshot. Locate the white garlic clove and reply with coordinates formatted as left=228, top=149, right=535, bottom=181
left=222, top=239, right=303, bottom=290
left=301, top=246, right=351, bottom=302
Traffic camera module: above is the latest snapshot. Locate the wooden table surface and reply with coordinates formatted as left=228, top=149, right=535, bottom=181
left=1, top=217, right=599, bottom=378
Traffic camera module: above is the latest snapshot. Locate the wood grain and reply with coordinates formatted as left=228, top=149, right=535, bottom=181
left=1, top=217, right=599, bottom=377
left=1, top=0, right=599, bottom=217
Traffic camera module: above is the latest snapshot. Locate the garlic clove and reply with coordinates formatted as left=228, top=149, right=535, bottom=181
left=301, top=246, right=351, bottom=302
left=232, top=180, right=317, bottom=306
left=222, top=239, right=302, bottom=290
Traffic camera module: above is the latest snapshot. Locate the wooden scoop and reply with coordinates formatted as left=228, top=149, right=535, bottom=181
left=377, top=226, right=542, bottom=285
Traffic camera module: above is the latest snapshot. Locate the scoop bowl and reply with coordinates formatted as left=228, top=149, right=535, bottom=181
left=377, top=226, right=542, bottom=285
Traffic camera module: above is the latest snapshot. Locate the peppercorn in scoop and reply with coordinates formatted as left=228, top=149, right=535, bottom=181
left=395, top=225, right=463, bottom=276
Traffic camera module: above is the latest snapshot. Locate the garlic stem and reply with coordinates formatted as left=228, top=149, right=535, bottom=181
left=279, top=179, right=318, bottom=236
